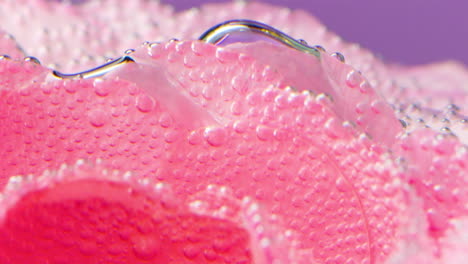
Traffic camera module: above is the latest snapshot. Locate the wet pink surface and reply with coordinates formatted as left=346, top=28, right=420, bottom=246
left=0, top=1, right=467, bottom=264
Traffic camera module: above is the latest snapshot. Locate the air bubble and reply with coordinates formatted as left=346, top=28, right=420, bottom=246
left=24, top=56, right=41, bottom=65
left=212, top=238, right=233, bottom=253
left=203, top=248, right=217, bottom=261
left=355, top=103, right=368, bottom=114
left=399, top=119, right=408, bottom=128
left=446, top=103, right=460, bottom=112
left=132, top=235, right=160, bottom=260
left=370, top=100, right=385, bottom=114
left=359, top=81, right=371, bottom=94
left=233, top=120, right=249, bottom=134
left=183, top=245, right=201, bottom=259
left=427, top=208, right=448, bottom=232
left=79, top=240, right=99, bottom=256
left=159, top=113, right=173, bottom=128
left=256, top=125, right=273, bottom=141
left=188, top=130, right=203, bottom=145
left=313, top=45, right=326, bottom=52
left=125, top=49, right=136, bottom=55
left=204, top=127, right=227, bottom=147
left=93, top=79, right=110, bottom=97
left=440, top=127, right=452, bottom=133
left=331, top=52, right=345, bottom=62
left=88, top=109, right=107, bottom=127
left=335, top=177, right=348, bottom=192
left=164, top=131, right=179, bottom=143
left=433, top=185, right=451, bottom=202
left=230, top=101, right=243, bottom=115
left=346, top=70, right=361, bottom=88
left=136, top=95, right=155, bottom=113
left=0, top=55, right=11, bottom=60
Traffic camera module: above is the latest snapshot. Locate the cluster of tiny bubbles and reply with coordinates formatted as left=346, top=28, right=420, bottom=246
left=240, top=196, right=296, bottom=263
left=398, top=101, right=467, bottom=140
left=187, top=184, right=239, bottom=220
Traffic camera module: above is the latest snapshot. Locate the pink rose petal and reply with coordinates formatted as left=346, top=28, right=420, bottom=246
left=0, top=161, right=255, bottom=264
left=0, top=1, right=466, bottom=264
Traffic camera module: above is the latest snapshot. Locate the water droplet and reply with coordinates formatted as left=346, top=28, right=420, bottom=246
left=331, top=52, right=345, bottom=62
left=204, top=127, right=227, bottom=147
left=136, top=95, right=155, bottom=113
left=88, top=109, right=107, bottom=127
left=132, top=235, right=159, bottom=260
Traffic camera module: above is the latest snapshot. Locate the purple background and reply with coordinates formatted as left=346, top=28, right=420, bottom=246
left=165, top=0, right=468, bottom=66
